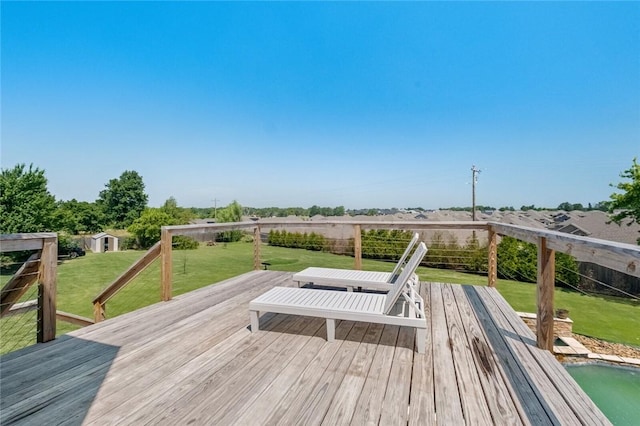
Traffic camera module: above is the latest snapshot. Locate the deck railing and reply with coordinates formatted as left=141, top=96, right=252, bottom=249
left=8, top=220, right=629, bottom=353
left=155, top=220, right=640, bottom=351
left=490, top=223, right=640, bottom=349
left=0, top=233, right=58, bottom=343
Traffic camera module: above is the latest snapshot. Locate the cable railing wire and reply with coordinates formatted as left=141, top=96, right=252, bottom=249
left=556, top=264, right=639, bottom=301
left=0, top=284, right=39, bottom=354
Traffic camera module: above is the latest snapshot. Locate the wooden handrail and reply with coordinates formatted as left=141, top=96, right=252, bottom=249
left=0, top=252, right=41, bottom=317
left=3, top=299, right=38, bottom=316
left=56, top=310, right=94, bottom=327
left=92, top=241, right=161, bottom=322
left=489, top=222, right=640, bottom=278
left=96, top=218, right=640, bottom=354
left=0, top=232, right=57, bottom=251
left=4, top=299, right=94, bottom=328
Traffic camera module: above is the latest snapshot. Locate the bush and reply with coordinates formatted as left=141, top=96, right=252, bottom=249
left=361, top=229, right=414, bottom=261
left=118, top=235, right=137, bottom=250
left=268, top=230, right=327, bottom=251
left=127, top=209, right=176, bottom=249
left=173, top=236, right=199, bottom=250
left=425, top=232, right=466, bottom=270
left=497, top=236, right=579, bottom=286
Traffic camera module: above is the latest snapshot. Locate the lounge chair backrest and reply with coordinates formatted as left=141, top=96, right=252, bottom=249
left=387, top=233, right=420, bottom=283
left=383, top=242, right=427, bottom=315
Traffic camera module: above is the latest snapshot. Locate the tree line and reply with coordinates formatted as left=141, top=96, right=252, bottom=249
left=0, top=164, right=243, bottom=250
left=2, top=157, right=639, bottom=245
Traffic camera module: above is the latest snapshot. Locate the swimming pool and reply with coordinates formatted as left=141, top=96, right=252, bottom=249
left=565, top=363, right=640, bottom=425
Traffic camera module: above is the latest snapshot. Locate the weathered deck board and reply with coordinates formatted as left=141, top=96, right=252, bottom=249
left=349, top=324, right=401, bottom=425
left=430, top=281, right=465, bottom=423
left=440, top=283, right=494, bottom=424
left=449, top=284, right=526, bottom=425
left=320, top=322, right=385, bottom=426
left=0, top=271, right=611, bottom=425
left=480, top=286, right=608, bottom=426
left=408, top=282, right=435, bottom=426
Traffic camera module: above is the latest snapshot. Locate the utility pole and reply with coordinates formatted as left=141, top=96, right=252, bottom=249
left=213, top=198, right=220, bottom=220
left=471, top=165, right=481, bottom=221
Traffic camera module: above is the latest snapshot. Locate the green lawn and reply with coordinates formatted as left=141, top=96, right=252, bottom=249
left=3, top=242, right=639, bottom=354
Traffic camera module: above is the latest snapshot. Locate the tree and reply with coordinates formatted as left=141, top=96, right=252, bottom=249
left=97, top=170, right=148, bottom=229
left=54, top=199, right=105, bottom=234
left=216, top=200, right=243, bottom=242
left=160, top=196, right=194, bottom=224
left=333, top=206, right=345, bottom=216
left=593, top=201, right=610, bottom=212
left=0, top=164, right=57, bottom=233
left=127, top=209, right=176, bottom=249
left=609, top=158, right=640, bottom=244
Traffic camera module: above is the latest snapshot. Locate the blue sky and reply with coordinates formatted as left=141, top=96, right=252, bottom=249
left=2, top=2, right=639, bottom=210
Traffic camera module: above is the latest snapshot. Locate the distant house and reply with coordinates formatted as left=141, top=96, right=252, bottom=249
left=91, top=232, right=119, bottom=253
left=553, top=213, right=571, bottom=223
left=190, top=218, right=217, bottom=225
left=555, top=223, right=590, bottom=237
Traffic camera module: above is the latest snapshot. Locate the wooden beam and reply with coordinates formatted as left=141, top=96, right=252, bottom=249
left=56, top=310, right=94, bottom=327
left=353, top=224, right=362, bottom=270
left=537, top=237, right=555, bottom=351
left=253, top=225, right=261, bottom=270
left=258, top=220, right=489, bottom=232
left=0, top=252, right=40, bottom=317
left=490, top=222, right=640, bottom=278
left=38, top=237, right=57, bottom=343
left=487, top=227, right=497, bottom=288
left=0, top=232, right=56, bottom=252
left=4, top=299, right=38, bottom=316
left=163, top=221, right=257, bottom=235
left=93, top=241, right=161, bottom=305
left=161, top=228, right=173, bottom=302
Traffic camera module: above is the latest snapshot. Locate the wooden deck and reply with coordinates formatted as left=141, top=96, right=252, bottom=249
left=0, top=271, right=610, bottom=425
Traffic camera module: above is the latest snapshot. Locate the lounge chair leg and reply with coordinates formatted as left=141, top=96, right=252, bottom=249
left=250, top=311, right=260, bottom=332
left=326, top=319, right=336, bottom=342
left=416, top=328, right=426, bottom=354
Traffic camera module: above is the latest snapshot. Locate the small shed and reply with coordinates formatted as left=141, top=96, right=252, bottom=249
left=91, top=232, right=119, bottom=253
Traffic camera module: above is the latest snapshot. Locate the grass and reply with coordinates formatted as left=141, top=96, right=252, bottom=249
left=2, top=242, right=639, bottom=354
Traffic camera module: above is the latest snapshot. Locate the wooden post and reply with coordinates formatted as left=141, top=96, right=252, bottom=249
left=93, top=302, right=105, bottom=323
left=161, top=228, right=173, bottom=302
left=37, top=237, right=57, bottom=343
left=487, top=227, right=498, bottom=288
left=537, top=236, right=555, bottom=351
left=354, top=224, right=362, bottom=270
left=253, top=225, right=261, bottom=270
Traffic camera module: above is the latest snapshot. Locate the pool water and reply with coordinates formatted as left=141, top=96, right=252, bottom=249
left=565, top=363, right=640, bottom=425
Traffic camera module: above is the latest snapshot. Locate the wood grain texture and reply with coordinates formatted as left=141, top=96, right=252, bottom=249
left=0, top=273, right=611, bottom=426
left=537, top=237, right=555, bottom=351
left=0, top=252, right=40, bottom=317
left=38, top=237, right=57, bottom=342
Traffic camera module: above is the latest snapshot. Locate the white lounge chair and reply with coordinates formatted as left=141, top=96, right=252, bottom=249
left=291, top=233, right=420, bottom=291
left=249, top=242, right=428, bottom=353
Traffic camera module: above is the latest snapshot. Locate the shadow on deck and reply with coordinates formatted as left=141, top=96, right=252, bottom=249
left=0, top=271, right=609, bottom=425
